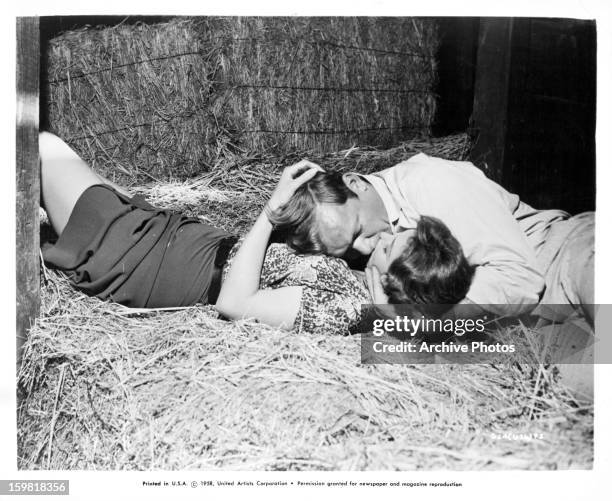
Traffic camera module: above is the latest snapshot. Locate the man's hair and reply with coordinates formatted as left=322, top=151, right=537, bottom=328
left=382, top=216, right=474, bottom=309
left=269, top=171, right=356, bottom=254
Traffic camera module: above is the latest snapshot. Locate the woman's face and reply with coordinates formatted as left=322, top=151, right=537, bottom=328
left=367, top=230, right=414, bottom=274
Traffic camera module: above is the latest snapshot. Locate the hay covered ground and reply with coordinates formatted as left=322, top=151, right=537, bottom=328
left=17, top=136, right=593, bottom=470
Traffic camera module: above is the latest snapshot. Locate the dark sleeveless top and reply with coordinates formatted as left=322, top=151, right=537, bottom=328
left=42, top=184, right=233, bottom=308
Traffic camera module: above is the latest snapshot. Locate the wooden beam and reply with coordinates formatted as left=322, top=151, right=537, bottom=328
left=16, top=17, right=40, bottom=371
left=469, top=18, right=514, bottom=183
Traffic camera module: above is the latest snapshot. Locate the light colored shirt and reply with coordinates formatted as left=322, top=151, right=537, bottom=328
left=364, top=153, right=569, bottom=314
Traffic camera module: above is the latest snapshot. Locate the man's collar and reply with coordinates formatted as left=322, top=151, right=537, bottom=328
left=361, top=173, right=401, bottom=232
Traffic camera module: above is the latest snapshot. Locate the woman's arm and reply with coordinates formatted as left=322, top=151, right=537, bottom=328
left=215, top=160, right=322, bottom=329
left=215, top=211, right=302, bottom=328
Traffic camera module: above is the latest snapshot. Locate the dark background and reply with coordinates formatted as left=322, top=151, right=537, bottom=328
left=435, top=17, right=596, bottom=214
left=40, top=16, right=597, bottom=214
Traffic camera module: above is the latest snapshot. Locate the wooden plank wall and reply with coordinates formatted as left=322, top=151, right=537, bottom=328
left=468, top=17, right=596, bottom=213
left=469, top=18, right=514, bottom=184
left=433, top=17, right=479, bottom=137
left=505, top=18, right=596, bottom=213
left=16, top=17, right=40, bottom=370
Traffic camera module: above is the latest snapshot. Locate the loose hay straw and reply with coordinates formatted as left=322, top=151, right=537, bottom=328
left=18, top=270, right=594, bottom=470
left=19, top=135, right=592, bottom=470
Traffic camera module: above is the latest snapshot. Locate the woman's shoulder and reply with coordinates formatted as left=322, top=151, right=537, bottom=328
left=261, top=243, right=356, bottom=286
left=224, top=239, right=369, bottom=335
left=223, top=239, right=333, bottom=284
left=263, top=243, right=370, bottom=335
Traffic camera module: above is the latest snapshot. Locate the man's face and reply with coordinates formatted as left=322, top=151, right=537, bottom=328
left=316, top=197, right=390, bottom=256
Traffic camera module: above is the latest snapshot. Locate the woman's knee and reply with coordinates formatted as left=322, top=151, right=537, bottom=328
left=39, top=132, right=102, bottom=234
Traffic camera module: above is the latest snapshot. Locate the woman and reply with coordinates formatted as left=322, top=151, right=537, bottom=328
left=40, top=131, right=237, bottom=308
left=40, top=132, right=473, bottom=335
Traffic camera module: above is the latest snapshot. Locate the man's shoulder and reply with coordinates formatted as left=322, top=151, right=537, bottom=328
left=378, top=153, right=476, bottom=182
left=372, top=153, right=427, bottom=179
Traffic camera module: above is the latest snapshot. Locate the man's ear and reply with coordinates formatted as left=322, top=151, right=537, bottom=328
left=342, top=172, right=368, bottom=194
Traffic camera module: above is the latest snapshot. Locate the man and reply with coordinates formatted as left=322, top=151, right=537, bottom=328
left=270, top=153, right=594, bottom=321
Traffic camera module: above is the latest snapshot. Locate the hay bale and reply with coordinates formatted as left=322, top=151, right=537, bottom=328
left=44, top=19, right=219, bottom=182
left=44, top=17, right=439, bottom=183
left=211, top=17, right=438, bottom=152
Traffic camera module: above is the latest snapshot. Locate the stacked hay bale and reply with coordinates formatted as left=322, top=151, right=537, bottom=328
left=43, top=17, right=438, bottom=183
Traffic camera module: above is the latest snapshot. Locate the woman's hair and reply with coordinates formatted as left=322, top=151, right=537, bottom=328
left=269, top=171, right=356, bottom=254
left=382, top=216, right=474, bottom=308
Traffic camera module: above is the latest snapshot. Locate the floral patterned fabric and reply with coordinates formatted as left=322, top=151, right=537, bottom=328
left=223, top=242, right=370, bottom=335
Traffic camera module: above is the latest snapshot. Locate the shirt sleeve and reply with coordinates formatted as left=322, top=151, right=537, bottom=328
left=394, top=158, right=545, bottom=314
left=261, top=244, right=370, bottom=335
left=224, top=241, right=369, bottom=334
left=296, top=288, right=362, bottom=336
left=222, top=239, right=296, bottom=287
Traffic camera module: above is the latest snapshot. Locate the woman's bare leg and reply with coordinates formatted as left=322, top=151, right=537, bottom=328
left=39, top=132, right=131, bottom=235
